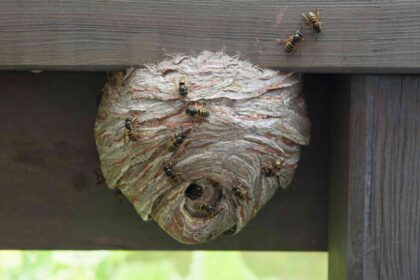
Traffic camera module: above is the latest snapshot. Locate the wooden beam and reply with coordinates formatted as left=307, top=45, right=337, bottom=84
left=0, top=1, right=420, bottom=72
left=0, top=72, right=329, bottom=250
left=328, top=76, right=350, bottom=279
left=329, top=75, right=420, bottom=279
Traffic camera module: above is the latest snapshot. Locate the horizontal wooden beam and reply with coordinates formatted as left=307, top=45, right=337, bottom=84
left=0, top=72, right=329, bottom=250
left=0, top=1, right=419, bottom=72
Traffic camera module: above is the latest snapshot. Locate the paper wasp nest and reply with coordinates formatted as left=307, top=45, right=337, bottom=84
left=94, top=51, right=310, bottom=244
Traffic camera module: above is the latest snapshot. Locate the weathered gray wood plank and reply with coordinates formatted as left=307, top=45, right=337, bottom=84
left=0, top=1, right=420, bottom=72
left=329, top=75, right=420, bottom=279
left=0, top=72, right=329, bottom=250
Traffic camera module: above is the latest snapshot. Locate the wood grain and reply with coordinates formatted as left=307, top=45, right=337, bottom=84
left=329, top=75, right=420, bottom=279
left=328, top=76, right=350, bottom=280
left=0, top=1, right=420, bottom=72
left=0, top=72, right=329, bottom=250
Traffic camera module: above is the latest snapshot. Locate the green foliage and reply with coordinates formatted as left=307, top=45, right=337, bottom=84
left=0, top=251, right=327, bottom=280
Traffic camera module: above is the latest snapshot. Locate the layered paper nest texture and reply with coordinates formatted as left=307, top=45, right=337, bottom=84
left=94, top=51, right=310, bottom=244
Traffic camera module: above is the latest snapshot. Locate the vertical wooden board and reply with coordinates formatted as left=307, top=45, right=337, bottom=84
left=329, top=75, right=420, bottom=279
left=328, top=76, right=350, bottom=280
left=347, top=76, right=374, bottom=279
left=0, top=72, right=329, bottom=250
left=369, top=76, right=420, bottom=279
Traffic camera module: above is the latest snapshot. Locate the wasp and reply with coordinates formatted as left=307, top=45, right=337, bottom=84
left=279, top=30, right=304, bottom=53
left=193, top=203, right=216, bottom=214
left=124, top=117, right=138, bottom=141
left=302, top=8, right=323, bottom=34
left=262, top=159, right=284, bottom=177
left=231, top=181, right=251, bottom=201
left=167, top=127, right=187, bottom=152
left=163, top=159, right=180, bottom=180
left=178, top=78, right=189, bottom=98
left=186, top=103, right=209, bottom=118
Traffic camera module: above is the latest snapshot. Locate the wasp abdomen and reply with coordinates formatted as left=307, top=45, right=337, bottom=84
left=308, top=12, right=317, bottom=24
left=167, top=143, right=177, bottom=152
left=197, top=109, right=209, bottom=117
left=186, top=106, right=209, bottom=118
left=285, top=42, right=295, bottom=53
left=127, top=131, right=137, bottom=141
left=193, top=203, right=215, bottom=213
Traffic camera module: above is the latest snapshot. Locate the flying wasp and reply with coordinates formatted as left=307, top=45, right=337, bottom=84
left=167, top=127, right=187, bottom=152
left=124, top=117, right=139, bottom=141
left=262, top=159, right=284, bottom=177
left=302, top=8, right=323, bottom=34
left=186, top=103, right=210, bottom=118
left=193, top=203, right=216, bottom=214
left=279, top=30, right=304, bottom=53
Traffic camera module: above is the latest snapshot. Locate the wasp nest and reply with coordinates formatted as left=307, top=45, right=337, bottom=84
left=94, top=51, right=310, bottom=244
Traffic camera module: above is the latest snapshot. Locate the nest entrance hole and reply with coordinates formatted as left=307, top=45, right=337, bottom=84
left=185, top=183, right=203, bottom=200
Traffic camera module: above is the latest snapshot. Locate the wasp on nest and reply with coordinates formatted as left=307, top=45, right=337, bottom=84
left=94, top=51, right=310, bottom=244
